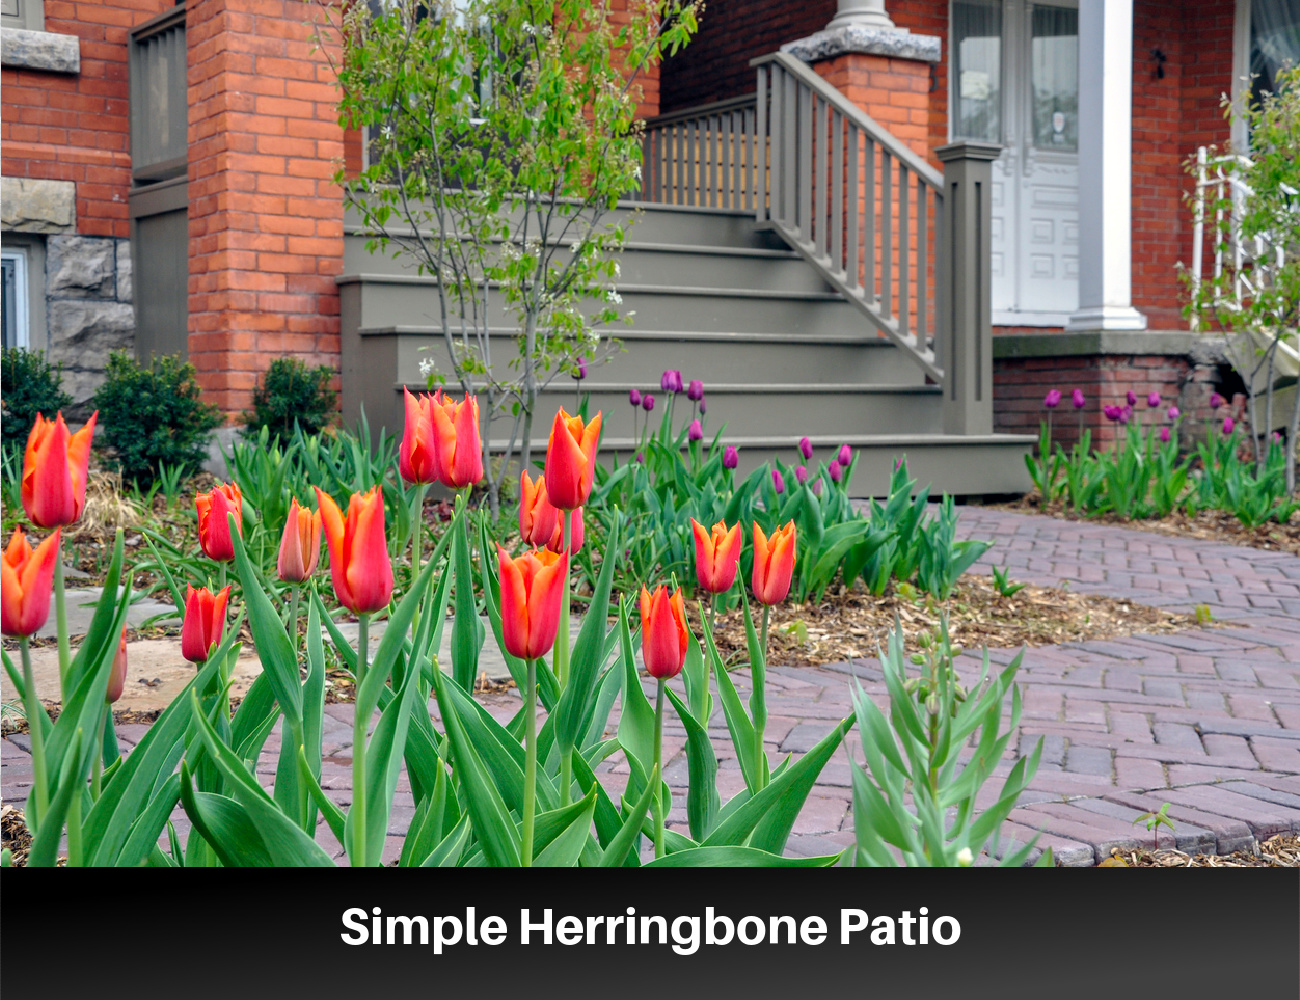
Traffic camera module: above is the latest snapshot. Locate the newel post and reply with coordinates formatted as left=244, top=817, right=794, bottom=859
left=935, top=141, right=1001, bottom=436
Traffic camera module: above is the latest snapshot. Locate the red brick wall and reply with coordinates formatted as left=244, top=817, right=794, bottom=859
left=1, top=0, right=176, bottom=239
left=994, top=354, right=1230, bottom=451
left=186, top=0, right=345, bottom=418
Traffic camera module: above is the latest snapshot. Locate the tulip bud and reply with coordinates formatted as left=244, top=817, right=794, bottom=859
left=1103, top=405, right=1122, bottom=422
left=636, top=452, right=645, bottom=463
left=794, top=464, right=808, bottom=485
left=752, top=521, right=796, bottom=605
left=1, top=527, right=61, bottom=638
left=544, top=408, right=602, bottom=511
left=107, top=628, right=128, bottom=704
left=1126, top=390, right=1137, bottom=407
left=181, top=584, right=231, bottom=664
left=498, top=545, right=567, bottom=660
left=399, top=388, right=439, bottom=486
left=573, top=359, right=588, bottom=381
left=640, top=585, right=690, bottom=679
left=722, top=445, right=738, bottom=469
left=837, top=443, right=852, bottom=466
left=1160, top=426, right=1171, bottom=443
left=957, top=847, right=974, bottom=867
left=1043, top=389, right=1061, bottom=409
left=687, top=379, right=704, bottom=402
left=315, top=486, right=394, bottom=616
left=1167, top=405, right=1180, bottom=420
left=811, top=480, right=822, bottom=497
left=1071, top=388, right=1086, bottom=409
left=1120, top=406, right=1132, bottom=425
left=22, top=410, right=98, bottom=528
left=688, top=419, right=703, bottom=442
left=829, top=460, right=843, bottom=483
left=629, top=388, right=642, bottom=407
left=428, top=391, right=484, bottom=489
left=1210, top=391, right=1225, bottom=409
left=691, top=518, right=742, bottom=595
left=642, top=394, right=655, bottom=412
left=277, top=497, right=322, bottom=583
left=698, top=397, right=707, bottom=415
left=771, top=468, right=785, bottom=494
left=798, top=436, right=813, bottom=460
left=195, top=482, right=243, bottom=562
left=1147, top=392, right=1160, bottom=408
left=1223, top=416, right=1235, bottom=434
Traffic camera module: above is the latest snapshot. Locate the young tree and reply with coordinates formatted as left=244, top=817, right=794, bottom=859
left=323, top=0, right=701, bottom=513
left=1186, top=63, right=1300, bottom=493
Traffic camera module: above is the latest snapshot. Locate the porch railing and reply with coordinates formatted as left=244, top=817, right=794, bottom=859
left=637, top=95, right=760, bottom=210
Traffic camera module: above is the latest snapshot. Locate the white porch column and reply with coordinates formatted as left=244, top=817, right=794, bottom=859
left=826, top=1, right=896, bottom=32
left=1066, top=0, right=1147, bottom=332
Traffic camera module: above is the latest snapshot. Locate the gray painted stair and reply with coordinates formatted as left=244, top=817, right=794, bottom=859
left=339, top=202, right=1032, bottom=496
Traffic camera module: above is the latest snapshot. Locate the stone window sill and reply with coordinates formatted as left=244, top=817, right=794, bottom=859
left=1, top=27, right=80, bottom=74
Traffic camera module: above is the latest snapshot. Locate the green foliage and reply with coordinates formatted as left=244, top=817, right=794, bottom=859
left=1132, top=802, right=1176, bottom=852
left=91, top=351, right=223, bottom=487
left=1, top=347, right=73, bottom=447
left=242, top=356, right=337, bottom=440
left=991, top=566, right=1027, bottom=598
left=850, top=618, right=1049, bottom=867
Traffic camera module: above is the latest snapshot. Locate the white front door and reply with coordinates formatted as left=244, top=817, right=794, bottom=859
left=953, top=0, right=1080, bottom=326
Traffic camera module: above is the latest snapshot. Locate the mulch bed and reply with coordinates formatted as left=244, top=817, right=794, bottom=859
left=1, top=705, right=162, bottom=737
left=1005, top=496, right=1300, bottom=558
left=1099, top=834, right=1300, bottom=867
left=704, top=575, right=1204, bottom=668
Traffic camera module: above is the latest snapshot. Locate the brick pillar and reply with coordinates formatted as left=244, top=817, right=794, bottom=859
left=186, top=0, right=344, bottom=418
left=810, top=52, right=932, bottom=162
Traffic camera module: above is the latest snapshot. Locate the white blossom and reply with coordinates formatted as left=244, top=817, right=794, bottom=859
left=606, top=290, right=622, bottom=304
left=633, top=165, right=642, bottom=181
left=418, top=358, right=436, bottom=377
left=956, top=847, right=974, bottom=867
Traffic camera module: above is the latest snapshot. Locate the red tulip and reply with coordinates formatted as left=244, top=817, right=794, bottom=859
left=691, top=517, right=742, bottom=594
left=519, top=469, right=559, bottom=548
left=429, top=391, right=484, bottom=489
left=195, top=482, right=243, bottom=562
left=315, top=486, right=394, bottom=615
left=181, top=584, right=231, bottom=664
left=640, top=585, right=689, bottom=680
left=277, top=497, right=322, bottom=583
left=398, top=387, right=440, bottom=485
left=497, top=544, right=567, bottom=660
left=107, top=628, right=128, bottom=704
left=544, top=408, right=601, bottom=511
left=752, top=521, right=796, bottom=605
left=0, top=527, right=61, bottom=637
left=22, top=410, right=97, bottom=528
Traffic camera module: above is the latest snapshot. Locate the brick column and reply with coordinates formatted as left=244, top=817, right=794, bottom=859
left=186, top=0, right=344, bottom=418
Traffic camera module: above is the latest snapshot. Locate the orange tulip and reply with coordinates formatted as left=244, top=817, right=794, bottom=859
left=429, top=391, right=484, bottom=489
left=519, top=469, right=559, bottom=548
left=398, top=387, right=441, bottom=485
left=22, top=410, right=97, bottom=528
left=277, top=497, right=322, bottom=583
left=315, top=486, right=394, bottom=615
left=107, top=628, right=128, bottom=704
left=196, top=482, right=243, bottom=563
left=497, top=544, right=567, bottom=660
left=550, top=506, right=583, bottom=556
left=0, top=527, right=61, bottom=637
left=691, top=518, right=742, bottom=594
left=752, top=521, right=796, bottom=605
left=544, top=408, right=601, bottom=511
left=639, top=585, right=690, bottom=680
left=181, top=584, right=231, bottom=664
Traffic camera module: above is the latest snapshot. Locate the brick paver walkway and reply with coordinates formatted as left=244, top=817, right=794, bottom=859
left=4, top=509, right=1299, bottom=865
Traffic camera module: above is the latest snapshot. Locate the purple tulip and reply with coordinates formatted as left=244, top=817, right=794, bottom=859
left=636, top=452, right=645, bottom=463
left=838, top=443, right=852, bottom=467
left=1223, top=416, right=1235, bottom=434
left=660, top=370, right=683, bottom=394
left=1103, top=404, right=1123, bottom=422
left=642, top=393, right=655, bottom=412
left=698, top=397, right=707, bottom=415
left=829, top=461, right=843, bottom=483
left=1147, top=392, right=1160, bottom=408
left=1126, top=390, right=1137, bottom=407
left=798, top=436, right=813, bottom=460
left=1210, top=391, right=1225, bottom=410
left=772, top=468, right=785, bottom=494
left=1043, top=389, right=1062, bottom=409
left=688, top=419, right=703, bottom=442
left=794, top=464, right=808, bottom=485
left=1072, top=388, right=1086, bottom=410
left=1167, top=405, right=1180, bottom=420
left=1274, top=432, right=1284, bottom=444
left=1160, top=426, right=1171, bottom=443
left=629, top=388, right=642, bottom=407
left=811, top=480, right=823, bottom=497
left=687, top=379, right=704, bottom=401
left=573, top=360, right=588, bottom=380
left=723, top=445, right=739, bottom=469
left=1120, top=406, right=1132, bottom=425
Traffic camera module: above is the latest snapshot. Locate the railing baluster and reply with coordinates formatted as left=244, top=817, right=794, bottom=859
left=881, top=149, right=892, bottom=319
left=720, top=112, right=730, bottom=209
left=863, top=135, right=875, bottom=304
left=686, top=120, right=696, bottom=207
left=798, top=83, right=812, bottom=242
left=847, top=123, right=859, bottom=295
left=815, top=95, right=828, bottom=260
left=917, top=176, right=928, bottom=349
left=765, top=67, right=778, bottom=223
left=832, top=110, right=844, bottom=275
left=899, top=165, right=910, bottom=338
left=708, top=115, right=717, bottom=208
left=783, top=70, right=796, bottom=227
left=730, top=110, right=740, bottom=210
